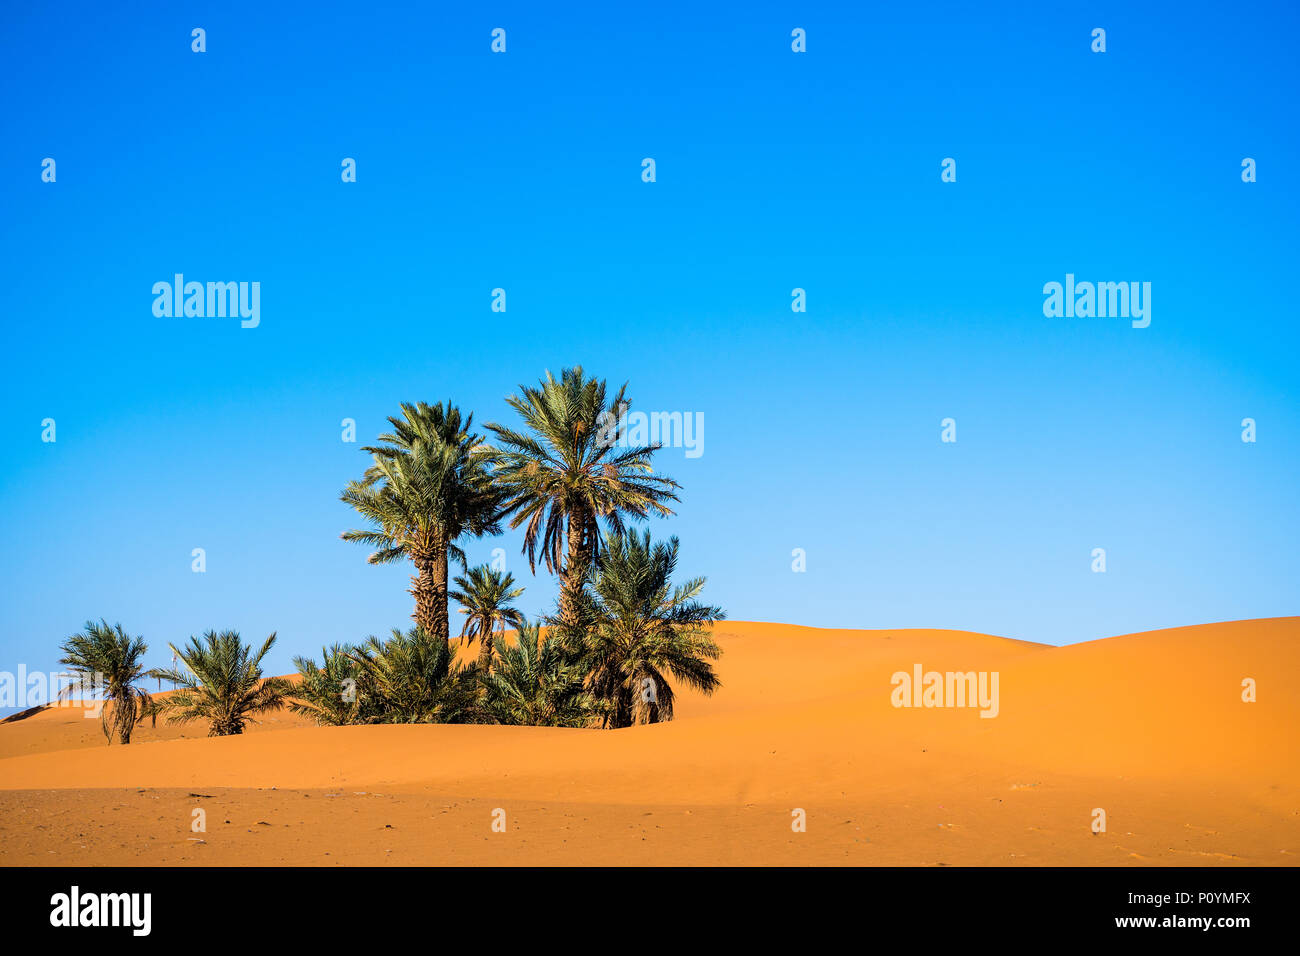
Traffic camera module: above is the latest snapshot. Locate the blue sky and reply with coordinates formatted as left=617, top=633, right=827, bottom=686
left=2, top=0, right=1297, bottom=695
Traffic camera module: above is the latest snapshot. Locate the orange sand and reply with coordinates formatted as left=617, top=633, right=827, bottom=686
left=1, top=619, right=1295, bottom=866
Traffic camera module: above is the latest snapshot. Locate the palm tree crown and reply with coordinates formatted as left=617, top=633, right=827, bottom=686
left=480, top=622, right=598, bottom=727
left=346, top=625, right=480, bottom=723
left=485, top=367, right=679, bottom=623
left=151, top=630, right=291, bottom=736
left=289, top=643, right=366, bottom=726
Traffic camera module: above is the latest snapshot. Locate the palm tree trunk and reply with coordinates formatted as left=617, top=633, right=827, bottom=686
left=209, top=716, right=242, bottom=736
left=410, top=558, right=439, bottom=639
left=432, top=550, right=450, bottom=645
left=118, top=701, right=135, bottom=745
left=615, top=687, right=634, bottom=729
left=410, top=548, right=449, bottom=645
left=559, top=508, right=589, bottom=626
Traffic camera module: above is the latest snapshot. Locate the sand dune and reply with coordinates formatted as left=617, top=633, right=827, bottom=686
left=1, top=619, right=1295, bottom=866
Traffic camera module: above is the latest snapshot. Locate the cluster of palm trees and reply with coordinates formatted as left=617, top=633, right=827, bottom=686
left=54, top=367, right=725, bottom=743
left=327, top=366, right=725, bottom=728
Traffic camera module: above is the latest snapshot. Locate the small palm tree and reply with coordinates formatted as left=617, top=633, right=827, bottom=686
left=485, top=368, right=679, bottom=626
left=480, top=622, right=598, bottom=727
left=150, top=631, right=292, bottom=736
left=347, top=626, right=480, bottom=723
left=450, top=565, right=526, bottom=670
left=57, top=620, right=155, bottom=745
left=575, top=530, right=724, bottom=727
left=341, top=402, right=505, bottom=644
left=289, top=643, right=366, bottom=726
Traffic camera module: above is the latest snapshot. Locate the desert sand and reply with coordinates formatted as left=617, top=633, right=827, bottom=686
left=1, top=618, right=1295, bottom=866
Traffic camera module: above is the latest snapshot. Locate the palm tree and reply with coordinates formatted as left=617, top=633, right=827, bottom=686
left=480, top=622, right=598, bottom=727
left=450, top=565, right=526, bottom=670
left=289, top=643, right=366, bottom=726
left=347, top=626, right=480, bottom=723
left=341, top=402, right=504, bottom=644
left=57, top=620, right=154, bottom=745
left=150, top=631, right=292, bottom=736
left=573, top=529, right=724, bottom=728
left=485, top=367, right=679, bottom=625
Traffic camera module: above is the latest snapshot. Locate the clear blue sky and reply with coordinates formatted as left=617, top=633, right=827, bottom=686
left=2, top=0, right=1297, bottom=697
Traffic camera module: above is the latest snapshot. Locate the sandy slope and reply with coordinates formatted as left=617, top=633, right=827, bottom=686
left=0, top=619, right=1295, bottom=866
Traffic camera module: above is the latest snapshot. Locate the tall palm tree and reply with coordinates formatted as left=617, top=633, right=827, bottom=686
left=485, top=367, right=679, bottom=625
left=341, top=402, right=504, bottom=644
left=450, top=565, right=526, bottom=670
left=150, top=631, right=292, bottom=736
left=575, top=529, right=724, bottom=727
left=346, top=625, right=480, bottom=723
left=57, top=620, right=154, bottom=745
left=480, top=622, right=598, bottom=727
left=289, top=643, right=366, bottom=726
